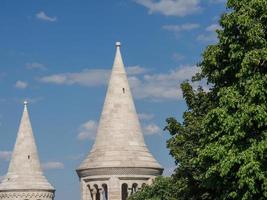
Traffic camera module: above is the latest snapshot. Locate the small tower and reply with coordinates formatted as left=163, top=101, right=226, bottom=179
left=0, top=101, right=55, bottom=200
left=77, top=42, right=163, bottom=200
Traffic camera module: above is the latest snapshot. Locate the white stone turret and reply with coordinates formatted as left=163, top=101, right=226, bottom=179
left=0, top=102, right=55, bottom=200
left=77, top=42, right=163, bottom=200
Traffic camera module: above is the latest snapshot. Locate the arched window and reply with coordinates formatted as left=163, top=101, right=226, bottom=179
left=102, top=184, right=108, bottom=200
left=121, top=183, right=128, bottom=200
left=132, top=183, right=138, bottom=195
left=94, top=184, right=100, bottom=200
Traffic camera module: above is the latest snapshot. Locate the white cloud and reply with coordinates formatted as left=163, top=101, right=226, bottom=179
left=206, top=24, right=221, bottom=32
left=0, top=151, right=12, bottom=161
left=77, top=120, right=98, bottom=141
left=135, top=0, right=201, bottom=17
left=197, top=34, right=217, bottom=43
left=138, top=113, right=154, bottom=121
left=163, top=23, right=200, bottom=35
left=15, top=80, right=28, bottom=89
left=36, top=11, right=57, bottom=22
left=39, top=65, right=201, bottom=101
left=26, top=62, right=46, bottom=70
left=39, top=69, right=110, bottom=86
left=197, top=23, right=221, bottom=43
left=129, top=65, right=200, bottom=101
left=42, top=161, right=64, bottom=170
left=143, top=123, right=161, bottom=135
left=126, top=66, right=148, bottom=75
left=39, top=67, right=147, bottom=86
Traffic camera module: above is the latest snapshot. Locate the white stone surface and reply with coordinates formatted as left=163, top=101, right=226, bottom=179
left=77, top=42, right=163, bottom=200
left=78, top=43, right=162, bottom=170
left=0, top=103, right=55, bottom=199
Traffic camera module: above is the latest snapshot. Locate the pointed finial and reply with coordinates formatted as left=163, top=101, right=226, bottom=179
left=23, top=100, right=28, bottom=107
left=116, top=41, right=121, bottom=48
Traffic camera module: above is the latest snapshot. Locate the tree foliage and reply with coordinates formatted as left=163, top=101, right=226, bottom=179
left=130, top=0, right=267, bottom=199
left=196, top=0, right=267, bottom=199
left=128, top=176, right=178, bottom=200
left=164, top=83, right=213, bottom=200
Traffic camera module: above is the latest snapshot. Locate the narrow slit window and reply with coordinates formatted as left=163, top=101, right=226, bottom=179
left=28, top=155, right=30, bottom=159
left=122, top=88, right=125, bottom=93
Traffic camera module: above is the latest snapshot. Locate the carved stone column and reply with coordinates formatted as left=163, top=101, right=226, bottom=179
left=91, top=188, right=97, bottom=200
left=87, top=185, right=93, bottom=200
left=127, top=187, right=131, bottom=197
left=81, top=180, right=89, bottom=200
left=109, top=176, right=120, bottom=200
left=99, top=187, right=104, bottom=200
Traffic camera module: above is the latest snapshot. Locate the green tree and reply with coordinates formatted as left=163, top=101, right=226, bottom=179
left=130, top=83, right=213, bottom=200
left=128, top=176, right=178, bottom=200
left=164, top=83, right=213, bottom=200
left=130, top=0, right=267, bottom=199
left=196, top=0, right=267, bottom=199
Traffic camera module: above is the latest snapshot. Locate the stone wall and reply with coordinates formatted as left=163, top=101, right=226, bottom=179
left=80, top=175, right=155, bottom=200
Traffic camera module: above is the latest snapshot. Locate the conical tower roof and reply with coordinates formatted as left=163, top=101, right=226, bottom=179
left=78, top=42, right=162, bottom=173
left=0, top=101, right=54, bottom=191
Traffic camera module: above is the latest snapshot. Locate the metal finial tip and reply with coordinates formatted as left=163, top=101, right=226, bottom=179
left=23, top=100, right=28, bottom=106
left=115, top=42, right=121, bottom=47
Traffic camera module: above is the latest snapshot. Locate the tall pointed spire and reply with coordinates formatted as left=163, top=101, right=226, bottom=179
left=78, top=42, right=162, bottom=170
left=0, top=102, right=54, bottom=192
left=77, top=42, right=162, bottom=200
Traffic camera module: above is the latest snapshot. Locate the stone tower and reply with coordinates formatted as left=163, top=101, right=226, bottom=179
left=0, top=102, right=55, bottom=200
left=77, top=42, right=163, bottom=200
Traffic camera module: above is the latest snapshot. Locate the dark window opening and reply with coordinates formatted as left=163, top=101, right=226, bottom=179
left=121, top=183, right=128, bottom=200
left=94, top=184, right=100, bottom=200
left=131, top=183, right=138, bottom=195
left=28, top=155, right=30, bottom=159
left=122, top=88, right=125, bottom=93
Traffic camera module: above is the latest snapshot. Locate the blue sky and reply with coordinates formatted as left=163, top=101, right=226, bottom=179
left=0, top=0, right=226, bottom=199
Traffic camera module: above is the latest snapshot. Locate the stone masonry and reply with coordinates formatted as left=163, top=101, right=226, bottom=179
left=76, top=42, right=163, bottom=200
left=0, top=102, right=55, bottom=200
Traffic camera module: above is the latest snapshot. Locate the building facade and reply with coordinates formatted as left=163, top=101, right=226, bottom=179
left=76, top=42, right=163, bottom=200
left=0, top=102, right=55, bottom=200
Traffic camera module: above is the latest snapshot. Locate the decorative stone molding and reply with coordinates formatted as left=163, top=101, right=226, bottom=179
left=77, top=167, right=163, bottom=177
left=0, top=190, right=54, bottom=200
